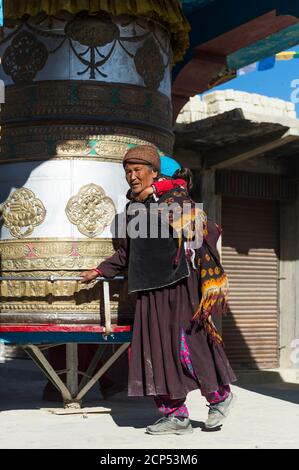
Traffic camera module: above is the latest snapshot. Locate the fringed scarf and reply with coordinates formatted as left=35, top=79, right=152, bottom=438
left=166, top=191, right=229, bottom=345
left=192, top=240, right=229, bottom=345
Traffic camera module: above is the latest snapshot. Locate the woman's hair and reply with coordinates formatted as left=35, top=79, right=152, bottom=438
left=173, top=167, right=193, bottom=192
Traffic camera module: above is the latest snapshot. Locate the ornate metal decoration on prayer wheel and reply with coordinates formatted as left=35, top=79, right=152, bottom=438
left=0, top=2, right=189, bottom=328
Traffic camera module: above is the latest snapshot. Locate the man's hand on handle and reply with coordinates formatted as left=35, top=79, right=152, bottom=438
left=79, top=270, right=99, bottom=283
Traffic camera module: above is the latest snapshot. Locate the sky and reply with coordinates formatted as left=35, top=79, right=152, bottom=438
left=204, top=44, right=299, bottom=116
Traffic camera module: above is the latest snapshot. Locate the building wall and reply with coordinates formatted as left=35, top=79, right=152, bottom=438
left=176, top=90, right=299, bottom=371
left=177, top=90, right=297, bottom=124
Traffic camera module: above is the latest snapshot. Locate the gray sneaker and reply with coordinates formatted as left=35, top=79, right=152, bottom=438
left=146, top=416, right=193, bottom=435
left=205, top=392, right=236, bottom=429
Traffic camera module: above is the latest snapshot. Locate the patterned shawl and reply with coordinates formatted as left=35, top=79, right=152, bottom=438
left=166, top=189, right=229, bottom=345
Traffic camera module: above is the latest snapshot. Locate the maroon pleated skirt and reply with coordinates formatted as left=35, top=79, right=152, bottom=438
left=128, top=262, right=237, bottom=399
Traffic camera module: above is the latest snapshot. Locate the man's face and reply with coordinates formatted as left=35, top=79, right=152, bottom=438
left=125, top=163, right=158, bottom=195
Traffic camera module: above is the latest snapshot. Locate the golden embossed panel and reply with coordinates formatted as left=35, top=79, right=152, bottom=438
left=0, top=126, right=173, bottom=163
left=65, top=184, right=116, bottom=238
left=1, top=188, right=46, bottom=238
left=0, top=238, right=115, bottom=270
left=0, top=239, right=134, bottom=322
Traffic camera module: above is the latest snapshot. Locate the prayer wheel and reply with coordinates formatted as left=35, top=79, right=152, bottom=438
left=0, top=2, right=189, bottom=327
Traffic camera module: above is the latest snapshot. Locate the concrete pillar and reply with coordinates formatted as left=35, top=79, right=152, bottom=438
left=279, top=199, right=298, bottom=370
left=200, top=169, right=221, bottom=224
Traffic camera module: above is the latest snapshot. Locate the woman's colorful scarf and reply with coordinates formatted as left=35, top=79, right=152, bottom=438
left=192, top=240, right=229, bottom=345
left=166, top=190, right=229, bottom=345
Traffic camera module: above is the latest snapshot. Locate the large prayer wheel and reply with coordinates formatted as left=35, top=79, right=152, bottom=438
left=0, top=2, right=189, bottom=327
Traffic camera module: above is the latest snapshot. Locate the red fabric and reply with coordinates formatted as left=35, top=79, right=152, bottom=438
left=0, top=324, right=131, bottom=333
left=92, top=268, right=103, bottom=276
left=153, top=178, right=187, bottom=196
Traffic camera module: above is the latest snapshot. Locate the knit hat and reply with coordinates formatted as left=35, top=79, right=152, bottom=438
left=123, top=145, right=160, bottom=172
left=160, top=156, right=181, bottom=177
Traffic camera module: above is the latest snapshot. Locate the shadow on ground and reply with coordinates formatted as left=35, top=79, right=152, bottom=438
left=234, top=370, right=299, bottom=405
left=1, top=360, right=299, bottom=417
left=237, top=382, right=299, bottom=405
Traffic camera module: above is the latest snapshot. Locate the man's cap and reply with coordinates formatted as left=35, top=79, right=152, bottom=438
left=123, top=145, right=161, bottom=172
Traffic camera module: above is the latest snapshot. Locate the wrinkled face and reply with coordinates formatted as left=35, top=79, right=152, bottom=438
left=125, top=163, right=158, bottom=195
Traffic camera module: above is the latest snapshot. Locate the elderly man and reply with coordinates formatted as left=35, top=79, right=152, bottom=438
left=80, top=145, right=237, bottom=435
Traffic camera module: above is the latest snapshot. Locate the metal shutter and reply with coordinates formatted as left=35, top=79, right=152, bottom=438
left=221, top=196, right=279, bottom=369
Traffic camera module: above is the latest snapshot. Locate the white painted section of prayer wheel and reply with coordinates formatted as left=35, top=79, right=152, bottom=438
left=0, top=160, right=128, bottom=240
left=0, top=17, right=172, bottom=97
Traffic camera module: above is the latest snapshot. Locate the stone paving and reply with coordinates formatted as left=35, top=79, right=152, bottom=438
left=0, top=359, right=298, bottom=449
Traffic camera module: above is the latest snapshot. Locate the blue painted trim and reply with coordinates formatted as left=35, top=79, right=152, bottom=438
left=0, top=0, right=3, bottom=27
left=0, top=332, right=132, bottom=345
left=228, top=23, right=299, bottom=69
left=174, top=0, right=299, bottom=79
